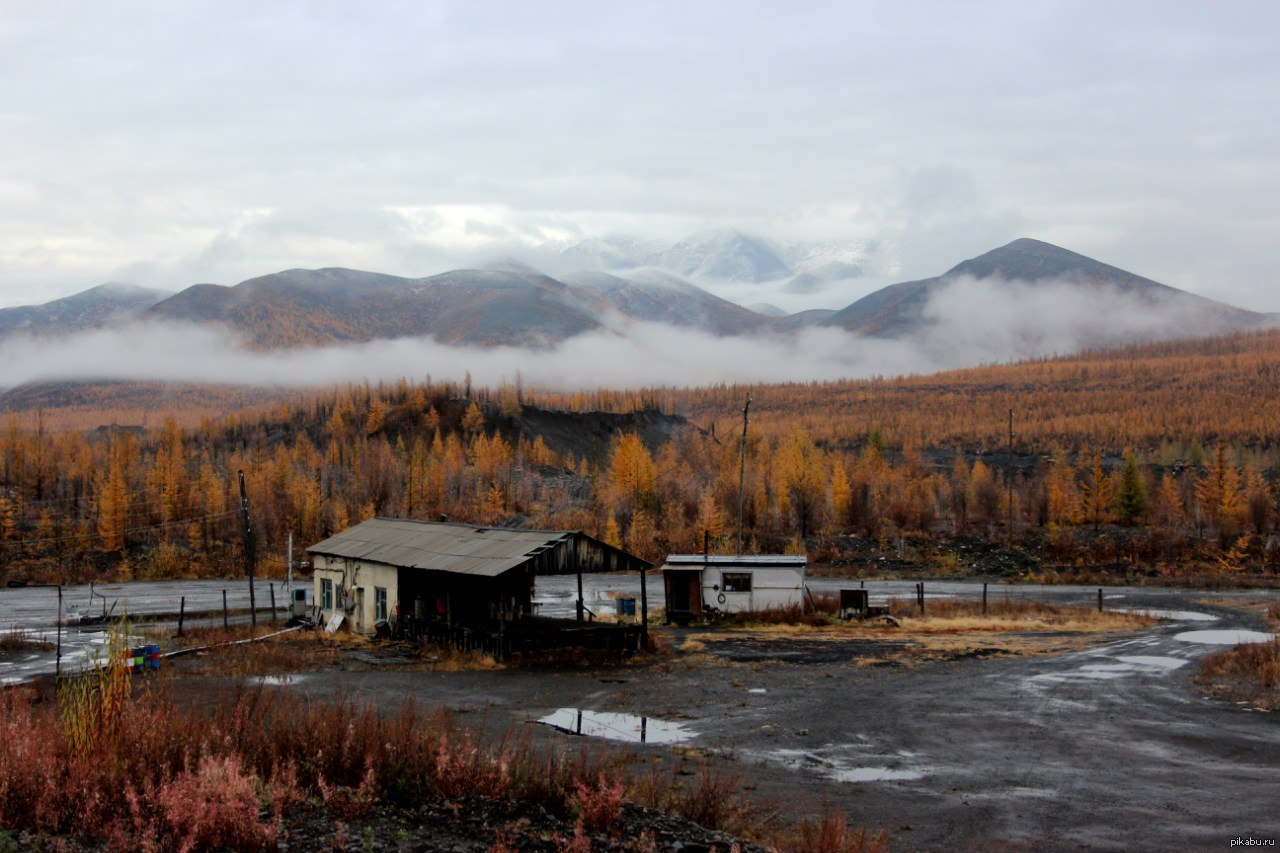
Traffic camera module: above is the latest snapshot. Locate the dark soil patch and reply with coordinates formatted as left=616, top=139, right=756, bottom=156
left=704, top=637, right=915, bottom=664
left=275, top=797, right=766, bottom=853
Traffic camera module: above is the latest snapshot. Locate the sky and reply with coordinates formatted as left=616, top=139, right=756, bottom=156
left=2, top=1, right=1277, bottom=312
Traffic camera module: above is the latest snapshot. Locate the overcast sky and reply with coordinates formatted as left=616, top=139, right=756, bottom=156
left=2, top=1, right=1277, bottom=311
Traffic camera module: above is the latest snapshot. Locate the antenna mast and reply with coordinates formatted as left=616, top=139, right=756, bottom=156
left=736, top=395, right=751, bottom=555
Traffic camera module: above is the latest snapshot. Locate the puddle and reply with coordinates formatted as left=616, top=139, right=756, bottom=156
left=254, top=675, right=303, bottom=686
left=1173, top=629, right=1277, bottom=645
left=1030, top=655, right=1189, bottom=685
left=1114, top=656, right=1189, bottom=670
left=758, top=747, right=929, bottom=784
left=832, top=767, right=926, bottom=783
left=1117, top=608, right=1218, bottom=622
left=538, top=708, right=695, bottom=744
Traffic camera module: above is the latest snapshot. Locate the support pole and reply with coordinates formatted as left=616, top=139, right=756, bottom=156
left=1007, top=409, right=1015, bottom=540
left=56, top=585, right=62, bottom=677
left=222, top=589, right=229, bottom=630
left=238, top=470, right=257, bottom=628
left=736, top=395, right=751, bottom=555
left=576, top=568, right=584, bottom=623
left=983, top=582, right=988, bottom=616
left=269, top=583, right=276, bottom=624
left=177, top=596, right=186, bottom=637
left=1098, top=588, right=1103, bottom=613
left=640, top=566, right=649, bottom=649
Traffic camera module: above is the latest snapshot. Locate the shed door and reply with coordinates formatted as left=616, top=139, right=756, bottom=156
left=665, top=571, right=702, bottom=615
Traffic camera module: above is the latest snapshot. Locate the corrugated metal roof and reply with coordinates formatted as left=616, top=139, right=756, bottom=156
left=307, top=518, right=583, bottom=577
left=662, top=554, right=808, bottom=568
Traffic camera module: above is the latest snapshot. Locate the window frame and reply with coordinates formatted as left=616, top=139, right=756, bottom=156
left=321, top=578, right=333, bottom=610
left=374, top=586, right=388, bottom=621
left=721, top=572, right=753, bottom=593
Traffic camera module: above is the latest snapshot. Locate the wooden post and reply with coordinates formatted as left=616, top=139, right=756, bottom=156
left=177, top=596, right=186, bottom=637
left=497, top=584, right=505, bottom=662
left=55, top=585, right=62, bottom=677
left=917, top=582, right=925, bottom=617
left=982, top=583, right=988, bottom=616
left=576, top=568, right=584, bottom=623
left=640, top=567, right=649, bottom=649
left=222, top=590, right=229, bottom=630
left=1098, top=588, right=1103, bottom=613
left=269, top=583, right=276, bottom=623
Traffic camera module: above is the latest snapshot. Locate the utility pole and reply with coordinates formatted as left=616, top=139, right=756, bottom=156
left=1007, top=409, right=1015, bottom=539
left=239, top=470, right=257, bottom=627
left=736, top=395, right=751, bottom=555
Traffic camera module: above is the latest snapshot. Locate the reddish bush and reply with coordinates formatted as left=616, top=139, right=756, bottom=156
left=573, top=772, right=624, bottom=833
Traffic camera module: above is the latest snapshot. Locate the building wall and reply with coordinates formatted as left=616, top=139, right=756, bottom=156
left=701, top=566, right=804, bottom=613
left=312, top=555, right=399, bottom=634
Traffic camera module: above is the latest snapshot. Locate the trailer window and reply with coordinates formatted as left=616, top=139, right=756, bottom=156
left=722, top=572, right=752, bottom=592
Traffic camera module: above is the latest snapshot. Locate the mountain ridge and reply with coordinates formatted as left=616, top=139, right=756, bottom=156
left=1, top=238, right=1267, bottom=357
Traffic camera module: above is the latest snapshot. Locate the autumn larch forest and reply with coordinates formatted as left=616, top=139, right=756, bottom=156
left=4, top=329, right=1280, bottom=586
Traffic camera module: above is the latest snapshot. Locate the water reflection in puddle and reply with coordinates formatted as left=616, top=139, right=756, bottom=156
left=538, top=708, right=695, bottom=744
left=832, top=767, right=926, bottom=783
left=1174, top=629, right=1277, bottom=645
left=254, top=675, right=304, bottom=686
left=1117, top=608, right=1218, bottom=622
left=1030, top=655, right=1189, bottom=685
left=760, top=747, right=929, bottom=784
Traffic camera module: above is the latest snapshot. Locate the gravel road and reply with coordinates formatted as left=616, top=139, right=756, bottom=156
left=270, top=586, right=1279, bottom=850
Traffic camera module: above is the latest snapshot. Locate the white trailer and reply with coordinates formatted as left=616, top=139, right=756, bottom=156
left=661, top=554, right=806, bottom=622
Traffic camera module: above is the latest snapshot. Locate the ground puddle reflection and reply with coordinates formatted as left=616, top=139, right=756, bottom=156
left=1173, top=629, right=1277, bottom=645
left=538, top=708, right=695, bottom=744
left=1117, top=608, right=1219, bottom=622
left=832, top=767, right=927, bottom=783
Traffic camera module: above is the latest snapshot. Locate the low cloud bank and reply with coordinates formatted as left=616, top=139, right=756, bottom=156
left=0, top=277, right=1262, bottom=393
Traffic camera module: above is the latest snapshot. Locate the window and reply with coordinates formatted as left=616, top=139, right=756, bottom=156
left=722, top=572, right=752, bottom=593
left=321, top=578, right=333, bottom=610
left=375, top=587, right=388, bottom=621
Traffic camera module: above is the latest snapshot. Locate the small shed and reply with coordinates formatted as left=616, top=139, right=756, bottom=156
left=307, top=518, right=652, bottom=654
left=660, top=554, right=807, bottom=623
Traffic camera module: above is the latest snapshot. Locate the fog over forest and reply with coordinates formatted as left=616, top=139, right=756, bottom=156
left=2, top=277, right=1250, bottom=392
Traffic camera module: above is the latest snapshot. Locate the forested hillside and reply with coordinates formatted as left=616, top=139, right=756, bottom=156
left=4, top=330, right=1280, bottom=585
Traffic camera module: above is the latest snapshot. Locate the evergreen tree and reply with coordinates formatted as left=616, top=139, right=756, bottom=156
left=1114, top=450, right=1148, bottom=525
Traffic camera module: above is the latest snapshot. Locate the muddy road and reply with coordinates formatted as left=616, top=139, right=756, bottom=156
left=270, top=587, right=1278, bottom=850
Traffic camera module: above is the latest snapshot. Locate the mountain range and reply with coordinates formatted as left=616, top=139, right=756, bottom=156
left=0, top=237, right=1268, bottom=354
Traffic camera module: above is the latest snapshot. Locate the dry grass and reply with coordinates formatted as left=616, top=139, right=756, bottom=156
left=791, top=808, right=893, bottom=853
left=0, top=682, right=626, bottom=849
left=0, top=676, right=870, bottom=850
left=680, top=597, right=1156, bottom=664
left=1196, top=639, right=1280, bottom=711
left=0, top=630, right=54, bottom=653
left=885, top=597, right=1155, bottom=634
left=167, top=627, right=345, bottom=678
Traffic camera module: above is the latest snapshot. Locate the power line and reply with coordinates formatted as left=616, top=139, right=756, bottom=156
left=0, top=509, right=238, bottom=549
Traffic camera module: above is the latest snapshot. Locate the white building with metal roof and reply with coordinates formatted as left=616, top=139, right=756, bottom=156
left=660, top=554, right=807, bottom=623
